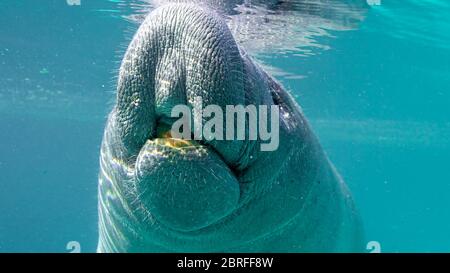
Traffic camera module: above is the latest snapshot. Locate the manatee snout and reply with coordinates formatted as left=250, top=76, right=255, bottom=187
left=115, top=3, right=254, bottom=232
left=135, top=138, right=240, bottom=232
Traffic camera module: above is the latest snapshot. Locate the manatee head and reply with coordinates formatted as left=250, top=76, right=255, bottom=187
left=99, top=3, right=360, bottom=252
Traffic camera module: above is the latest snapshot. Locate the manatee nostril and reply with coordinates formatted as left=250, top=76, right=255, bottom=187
left=135, top=138, right=240, bottom=232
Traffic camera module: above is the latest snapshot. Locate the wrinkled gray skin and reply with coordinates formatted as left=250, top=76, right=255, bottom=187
left=98, top=3, right=363, bottom=252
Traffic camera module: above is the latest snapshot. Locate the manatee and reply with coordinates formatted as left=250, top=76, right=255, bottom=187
left=97, top=3, right=364, bottom=252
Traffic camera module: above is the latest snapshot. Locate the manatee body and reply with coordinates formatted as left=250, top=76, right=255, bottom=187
left=97, top=3, right=363, bottom=252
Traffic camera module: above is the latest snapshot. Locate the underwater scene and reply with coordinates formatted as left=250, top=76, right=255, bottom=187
left=1, top=0, right=450, bottom=253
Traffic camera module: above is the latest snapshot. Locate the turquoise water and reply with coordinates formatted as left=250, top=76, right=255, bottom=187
left=1, top=0, right=450, bottom=252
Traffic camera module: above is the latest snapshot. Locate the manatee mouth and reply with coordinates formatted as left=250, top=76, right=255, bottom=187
left=134, top=124, right=241, bottom=233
